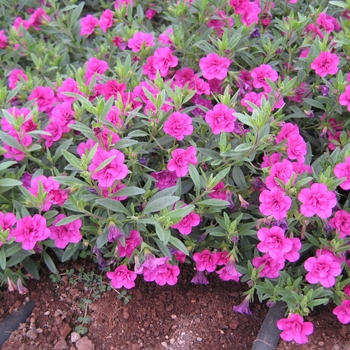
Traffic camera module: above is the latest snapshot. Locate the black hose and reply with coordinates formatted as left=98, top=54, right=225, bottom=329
left=251, top=301, right=286, bottom=350
left=0, top=300, right=35, bottom=347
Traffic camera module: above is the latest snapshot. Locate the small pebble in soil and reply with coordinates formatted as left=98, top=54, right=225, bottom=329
left=71, top=332, right=81, bottom=343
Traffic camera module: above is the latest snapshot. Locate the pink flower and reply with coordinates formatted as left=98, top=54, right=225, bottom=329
left=257, top=226, right=293, bottom=259
left=154, top=263, right=180, bottom=286
left=0, top=30, right=7, bottom=48
left=128, top=32, right=155, bottom=52
left=80, top=14, right=99, bottom=36
left=107, top=265, right=137, bottom=289
left=88, top=148, right=128, bottom=187
left=57, top=78, right=83, bottom=103
left=159, top=28, right=173, bottom=45
left=163, top=112, right=193, bottom=140
left=334, top=156, right=350, bottom=190
left=298, top=183, right=337, bottom=219
left=311, top=51, right=339, bottom=77
left=171, top=209, right=201, bottom=235
left=339, top=86, right=350, bottom=112
left=42, top=119, right=64, bottom=147
left=151, top=170, right=178, bottom=190
left=205, top=103, right=237, bottom=134
left=173, top=250, right=187, bottom=263
left=100, top=181, right=128, bottom=201
left=167, top=146, right=198, bottom=177
left=8, top=69, right=28, bottom=90
left=229, top=0, right=249, bottom=15
left=49, top=214, right=82, bottom=249
left=241, top=1, right=260, bottom=26
left=265, top=159, right=295, bottom=190
left=330, top=210, right=350, bottom=238
left=145, top=8, right=157, bottom=20
left=191, top=270, right=209, bottom=285
left=193, top=250, right=218, bottom=272
left=216, top=259, right=242, bottom=282
left=317, top=13, right=341, bottom=33
left=261, top=153, right=281, bottom=168
left=28, top=86, right=55, bottom=113
left=29, top=175, right=60, bottom=211
left=11, top=215, right=50, bottom=250
left=27, top=8, right=50, bottom=30
left=241, top=91, right=264, bottom=112
left=118, top=230, right=142, bottom=258
left=199, top=53, right=230, bottom=80
left=85, top=58, right=109, bottom=84
left=276, top=123, right=300, bottom=144
left=304, top=254, right=342, bottom=288
left=251, top=64, right=278, bottom=92
left=286, top=133, right=307, bottom=163
left=284, top=238, right=301, bottom=262
left=0, top=212, right=16, bottom=232
left=333, top=300, right=350, bottom=324
left=142, top=55, right=158, bottom=80
left=252, top=253, right=285, bottom=278
left=277, top=314, right=314, bottom=344
left=259, top=188, right=292, bottom=220
left=233, top=295, right=252, bottom=315
left=152, top=47, right=178, bottom=77
left=208, top=181, right=228, bottom=200
left=99, top=9, right=113, bottom=32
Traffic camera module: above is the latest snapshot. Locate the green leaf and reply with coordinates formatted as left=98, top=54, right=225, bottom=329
left=62, top=150, right=84, bottom=170
left=144, top=196, right=180, bottom=213
left=97, top=228, right=109, bottom=249
left=53, top=176, right=88, bottom=186
left=188, top=163, right=200, bottom=196
left=114, top=187, right=145, bottom=197
left=169, top=235, right=189, bottom=256
left=0, top=246, right=6, bottom=270
left=196, top=199, right=230, bottom=207
left=114, top=139, right=139, bottom=149
left=304, top=232, right=320, bottom=247
left=23, top=257, right=40, bottom=279
left=0, top=178, right=22, bottom=187
left=55, top=215, right=83, bottom=226
left=68, top=122, right=98, bottom=141
left=62, top=243, right=81, bottom=262
left=0, top=161, right=17, bottom=172
left=53, top=138, right=73, bottom=163
left=70, top=2, right=85, bottom=25
left=95, top=198, right=130, bottom=215
left=232, top=165, right=248, bottom=192
left=91, top=155, right=116, bottom=174
left=165, top=205, right=196, bottom=220
left=0, top=130, right=24, bottom=151
left=155, top=221, right=171, bottom=244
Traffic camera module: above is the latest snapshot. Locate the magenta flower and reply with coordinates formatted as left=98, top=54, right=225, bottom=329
left=257, top=226, right=293, bottom=259
left=265, top=159, right=295, bottom=190
left=252, top=253, right=285, bottom=278
left=304, top=254, right=342, bottom=288
left=154, top=263, right=180, bottom=286
left=107, top=265, right=137, bottom=289
left=0, top=30, right=7, bottom=48
left=339, top=86, right=350, bottom=112
left=49, top=214, right=82, bottom=249
left=205, top=103, right=237, bottom=134
left=57, top=78, right=83, bottom=103
left=118, top=230, right=142, bottom=258
left=191, top=270, right=209, bottom=285
left=163, top=112, right=193, bottom=140
left=167, top=146, right=198, bottom=177
left=286, top=133, right=307, bottom=163
left=277, top=314, right=314, bottom=344
left=11, top=215, right=50, bottom=250
left=216, top=259, right=242, bottom=282
left=128, top=32, right=155, bottom=52
left=151, top=170, right=178, bottom=190
left=171, top=210, right=201, bottom=235
left=99, top=9, right=113, bottom=32
left=251, top=64, right=278, bottom=93
left=259, top=188, right=292, bottom=220
left=0, top=212, right=16, bottom=232
left=329, top=210, right=350, bottom=238
left=334, top=156, right=350, bottom=190
left=333, top=300, right=350, bottom=324
left=298, top=183, right=337, bottom=219
left=284, top=238, right=301, bottom=262
left=199, top=53, right=230, bottom=80
left=311, top=51, right=339, bottom=77
left=28, top=86, right=55, bottom=113
left=193, top=250, right=218, bottom=272
left=85, top=58, right=109, bottom=84
left=152, top=47, right=178, bottom=77
left=88, top=148, right=128, bottom=188
left=8, top=69, right=28, bottom=90
left=29, top=175, right=60, bottom=211
left=233, top=295, right=252, bottom=315
left=80, top=14, right=99, bottom=36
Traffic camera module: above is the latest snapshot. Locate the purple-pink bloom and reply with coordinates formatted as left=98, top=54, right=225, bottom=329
left=10, top=215, right=50, bottom=250
left=199, top=53, right=230, bottom=80
left=333, top=300, right=350, bottom=324
left=298, top=183, right=337, bottom=219
left=284, top=237, right=301, bottom=262
left=191, top=270, right=209, bottom=285
left=85, top=58, right=109, bottom=84
left=99, top=9, right=113, bottom=32
left=259, top=188, right=292, bottom=220
left=154, top=263, right=180, bottom=286
left=163, top=112, right=193, bottom=140
left=118, top=230, right=142, bottom=258
left=29, top=175, right=60, bottom=211
left=80, top=14, right=99, bottom=36
left=266, top=159, right=295, bottom=190
left=251, top=64, right=278, bottom=93
left=329, top=210, right=350, bottom=238
left=216, top=259, right=242, bottom=282
left=171, top=209, right=200, bottom=235
left=28, top=86, right=55, bottom=113
left=193, top=250, right=218, bottom=272
left=311, top=51, right=339, bottom=77
left=88, top=148, right=128, bottom=188
left=128, top=32, right=155, bottom=52
left=304, top=254, right=342, bottom=288
left=277, top=314, right=314, bottom=344
left=107, top=265, right=137, bottom=289
left=152, top=47, right=178, bottom=77
left=151, top=170, right=178, bottom=190
left=49, top=214, right=82, bottom=249
left=252, top=253, right=285, bottom=278
left=205, top=103, right=237, bottom=134
left=233, top=295, right=252, bottom=315
left=257, top=226, right=293, bottom=259
left=8, top=69, right=28, bottom=90
left=167, top=146, right=198, bottom=177
left=334, top=156, right=350, bottom=190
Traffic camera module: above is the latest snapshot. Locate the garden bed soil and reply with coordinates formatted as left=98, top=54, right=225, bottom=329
left=0, top=261, right=349, bottom=350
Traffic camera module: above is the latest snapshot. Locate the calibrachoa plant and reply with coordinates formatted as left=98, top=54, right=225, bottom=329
left=1, top=0, right=350, bottom=344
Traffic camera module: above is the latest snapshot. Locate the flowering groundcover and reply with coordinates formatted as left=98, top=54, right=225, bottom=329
left=1, top=0, right=350, bottom=344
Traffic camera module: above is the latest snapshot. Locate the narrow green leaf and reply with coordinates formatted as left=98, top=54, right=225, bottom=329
left=114, top=187, right=145, bottom=197
left=0, top=178, right=22, bottom=187
left=62, top=150, right=84, bottom=170
left=55, top=214, right=83, bottom=226
left=95, top=198, right=130, bottom=215
left=0, top=161, right=17, bottom=172
left=169, top=236, right=189, bottom=256
left=0, top=246, right=6, bottom=270
left=188, top=163, right=200, bottom=196
left=144, top=196, right=180, bottom=213
left=91, top=155, right=116, bottom=174
left=196, top=199, right=230, bottom=207
left=23, top=257, right=40, bottom=279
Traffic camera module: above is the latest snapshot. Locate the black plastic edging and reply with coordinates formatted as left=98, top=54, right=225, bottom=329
left=0, top=300, right=35, bottom=347
left=251, top=301, right=286, bottom=350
